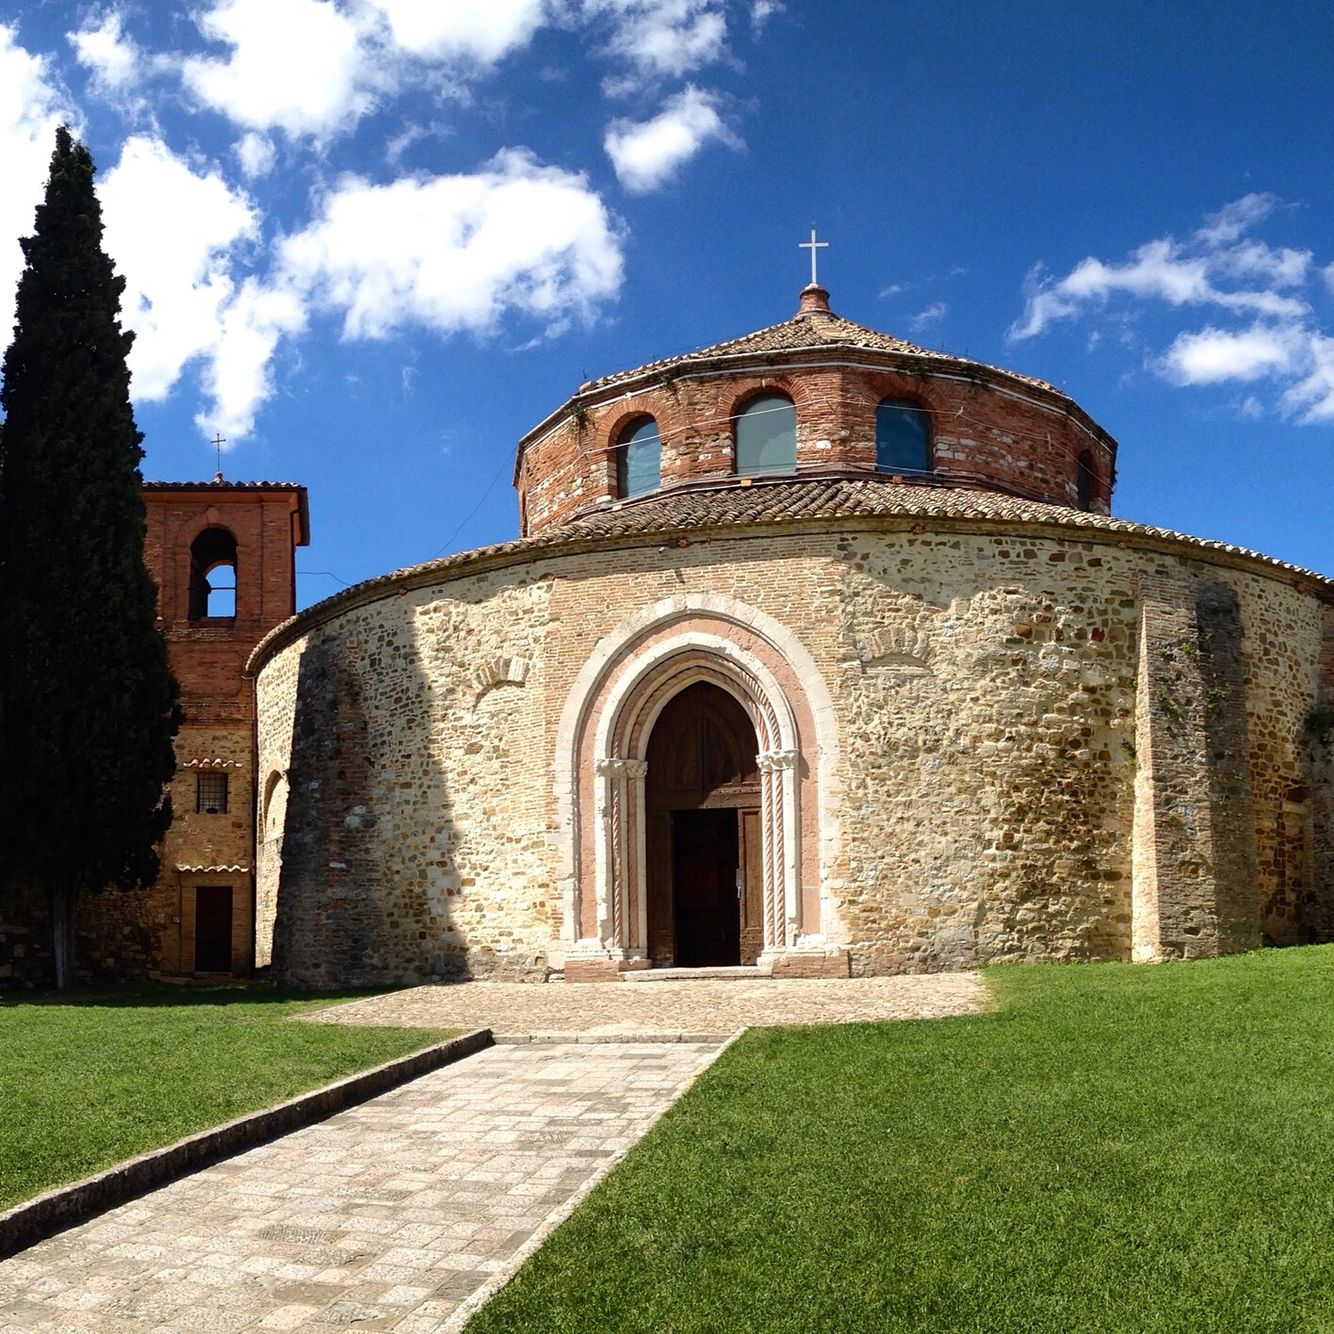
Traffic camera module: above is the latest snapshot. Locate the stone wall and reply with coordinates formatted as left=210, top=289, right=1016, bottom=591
left=258, top=568, right=555, bottom=986
left=253, top=513, right=1334, bottom=985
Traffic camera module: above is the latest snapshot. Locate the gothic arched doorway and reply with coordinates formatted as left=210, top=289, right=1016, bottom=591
left=645, top=681, right=762, bottom=966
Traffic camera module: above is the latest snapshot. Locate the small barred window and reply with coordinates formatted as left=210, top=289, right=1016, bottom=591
left=197, top=772, right=229, bottom=815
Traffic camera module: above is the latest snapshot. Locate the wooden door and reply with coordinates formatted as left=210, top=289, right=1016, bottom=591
left=738, top=808, right=763, bottom=965
left=194, top=885, right=233, bottom=973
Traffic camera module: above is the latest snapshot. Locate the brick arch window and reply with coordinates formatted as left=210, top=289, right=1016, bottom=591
left=189, top=527, right=238, bottom=621
left=616, top=415, right=661, bottom=498
left=734, top=392, right=796, bottom=476
left=875, top=397, right=931, bottom=475
left=1076, top=450, right=1097, bottom=511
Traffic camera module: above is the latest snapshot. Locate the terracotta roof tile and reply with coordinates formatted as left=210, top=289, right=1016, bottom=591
left=577, top=308, right=1060, bottom=397
left=143, top=480, right=305, bottom=491
left=250, top=476, right=1334, bottom=671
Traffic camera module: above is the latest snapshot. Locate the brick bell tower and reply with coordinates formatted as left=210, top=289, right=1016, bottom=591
left=134, top=478, right=309, bottom=978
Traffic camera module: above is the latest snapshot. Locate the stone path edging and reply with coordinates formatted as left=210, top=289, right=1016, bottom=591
left=443, top=1028, right=745, bottom=1333
left=493, top=1031, right=730, bottom=1044
left=0, top=1028, right=493, bottom=1260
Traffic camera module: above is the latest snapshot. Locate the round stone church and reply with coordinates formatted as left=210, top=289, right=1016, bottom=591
left=250, top=283, right=1334, bottom=985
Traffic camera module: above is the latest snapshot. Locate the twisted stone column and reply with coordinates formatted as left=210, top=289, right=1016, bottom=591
left=758, top=747, right=799, bottom=948
left=595, top=757, right=628, bottom=949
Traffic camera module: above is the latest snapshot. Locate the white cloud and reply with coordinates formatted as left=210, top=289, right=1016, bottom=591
left=182, top=0, right=374, bottom=140
left=1194, top=192, right=1277, bottom=248
left=235, top=130, right=276, bottom=178
left=277, top=148, right=623, bottom=340
left=0, top=26, right=72, bottom=345
left=1012, top=240, right=1306, bottom=342
left=1011, top=202, right=1312, bottom=342
left=195, top=277, right=305, bottom=439
left=1158, top=323, right=1302, bottom=386
left=1011, top=194, right=1334, bottom=426
left=604, top=85, right=735, bottom=192
left=100, top=136, right=310, bottom=441
left=909, top=301, right=946, bottom=334
left=750, top=1, right=781, bottom=33
left=364, top=0, right=550, bottom=63
left=69, top=11, right=140, bottom=92
left=100, top=137, right=263, bottom=406
left=586, top=0, right=729, bottom=85
left=1282, top=334, right=1334, bottom=424
left=1212, top=239, right=1310, bottom=288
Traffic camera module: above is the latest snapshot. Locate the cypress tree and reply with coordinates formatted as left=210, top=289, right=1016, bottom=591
left=0, top=126, right=180, bottom=987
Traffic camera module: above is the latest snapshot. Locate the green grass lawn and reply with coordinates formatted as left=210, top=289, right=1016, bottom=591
left=0, top=985, right=450, bottom=1210
left=472, top=947, right=1334, bottom=1333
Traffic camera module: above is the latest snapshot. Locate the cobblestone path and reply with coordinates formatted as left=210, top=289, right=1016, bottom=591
left=306, top=972, right=988, bottom=1039
left=0, top=1042, right=721, bottom=1333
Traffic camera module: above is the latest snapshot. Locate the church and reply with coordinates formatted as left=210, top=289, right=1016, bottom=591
left=6, top=275, right=1330, bottom=987
left=247, top=278, right=1334, bottom=984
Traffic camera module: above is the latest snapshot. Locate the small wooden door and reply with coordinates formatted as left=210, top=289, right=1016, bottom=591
left=738, top=808, right=763, bottom=965
left=672, top=810, right=740, bottom=966
left=194, top=885, right=233, bottom=973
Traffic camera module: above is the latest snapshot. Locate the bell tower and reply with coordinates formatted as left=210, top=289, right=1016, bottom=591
left=136, top=479, right=310, bottom=978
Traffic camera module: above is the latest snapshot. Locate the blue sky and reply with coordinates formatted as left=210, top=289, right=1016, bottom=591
left=4, top=1, right=1334, bottom=606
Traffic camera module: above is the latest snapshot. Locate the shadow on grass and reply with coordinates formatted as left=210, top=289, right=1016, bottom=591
left=0, top=981, right=402, bottom=1010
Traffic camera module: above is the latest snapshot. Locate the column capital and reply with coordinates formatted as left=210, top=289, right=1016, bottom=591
left=758, top=747, right=799, bottom=774
left=623, top=758, right=648, bottom=781
left=595, top=756, right=628, bottom=778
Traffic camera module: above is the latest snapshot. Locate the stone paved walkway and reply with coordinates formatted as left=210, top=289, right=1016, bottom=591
left=306, top=973, right=988, bottom=1039
left=0, top=1042, right=721, bottom=1333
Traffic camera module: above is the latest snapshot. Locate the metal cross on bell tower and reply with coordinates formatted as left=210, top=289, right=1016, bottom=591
left=212, top=432, right=226, bottom=483
left=799, top=226, right=828, bottom=287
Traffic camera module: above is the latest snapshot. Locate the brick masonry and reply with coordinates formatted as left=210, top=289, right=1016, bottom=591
left=518, top=351, right=1114, bottom=537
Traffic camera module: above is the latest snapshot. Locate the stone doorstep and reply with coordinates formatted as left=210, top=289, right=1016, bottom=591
left=0, top=1028, right=495, bottom=1260
left=620, top=965, right=771, bottom=982
left=559, top=953, right=851, bottom=983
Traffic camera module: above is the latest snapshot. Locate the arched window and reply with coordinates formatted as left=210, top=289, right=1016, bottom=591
left=189, top=528, right=238, bottom=620
left=876, top=398, right=931, bottom=474
left=734, top=393, right=796, bottom=476
left=262, top=770, right=288, bottom=839
left=1076, top=451, right=1097, bottom=511
left=616, top=416, right=661, bottom=498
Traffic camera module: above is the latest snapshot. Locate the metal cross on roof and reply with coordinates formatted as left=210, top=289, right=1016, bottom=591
left=799, top=226, right=828, bottom=287
left=212, top=432, right=226, bottom=482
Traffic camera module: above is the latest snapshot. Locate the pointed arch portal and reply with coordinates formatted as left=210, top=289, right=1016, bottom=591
left=646, top=681, right=762, bottom=965
left=555, top=593, right=839, bottom=974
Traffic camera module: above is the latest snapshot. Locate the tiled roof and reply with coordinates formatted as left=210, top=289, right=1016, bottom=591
left=561, top=479, right=1333, bottom=576
left=249, top=476, right=1334, bottom=670
left=577, top=306, right=1060, bottom=397
left=142, top=479, right=305, bottom=491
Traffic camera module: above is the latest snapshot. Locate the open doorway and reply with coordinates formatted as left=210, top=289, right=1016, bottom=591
left=672, top=809, right=740, bottom=966
left=646, top=681, right=762, bottom=966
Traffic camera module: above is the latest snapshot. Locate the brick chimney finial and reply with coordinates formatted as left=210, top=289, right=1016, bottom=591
left=798, top=283, right=831, bottom=315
